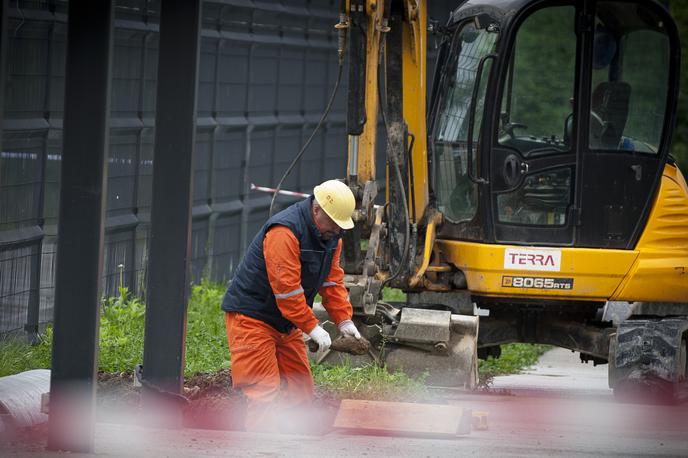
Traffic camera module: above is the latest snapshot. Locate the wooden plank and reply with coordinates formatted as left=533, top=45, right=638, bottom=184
left=334, top=399, right=471, bottom=437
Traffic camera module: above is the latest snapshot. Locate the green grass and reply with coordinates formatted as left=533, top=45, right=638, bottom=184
left=478, top=343, right=551, bottom=386
left=0, top=282, right=230, bottom=378
left=0, top=335, right=52, bottom=377
left=97, top=281, right=232, bottom=377
left=98, top=289, right=146, bottom=373
left=0, top=282, right=549, bottom=397
left=184, top=279, right=231, bottom=374
left=312, top=361, right=428, bottom=401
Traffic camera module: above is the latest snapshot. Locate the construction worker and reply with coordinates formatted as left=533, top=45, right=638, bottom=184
left=221, top=179, right=361, bottom=432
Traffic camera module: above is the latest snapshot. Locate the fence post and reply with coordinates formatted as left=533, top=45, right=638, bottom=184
left=25, top=127, right=50, bottom=345
left=24, top=241, right=42, bottom=344
left=0, top=0, right=5, bottom=143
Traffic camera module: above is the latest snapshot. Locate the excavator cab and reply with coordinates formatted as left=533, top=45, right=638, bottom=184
left=422, top=0, right=687, bottom=399
left=429, top=0, right=679, bottom=249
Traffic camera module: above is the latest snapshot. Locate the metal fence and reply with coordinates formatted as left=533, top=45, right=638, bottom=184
left=0, top=0, right=455, bottom=337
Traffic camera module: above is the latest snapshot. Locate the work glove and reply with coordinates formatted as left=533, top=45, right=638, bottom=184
left=308, top=325, right=331, bottom=352
left=338, top=320, right=361, bottom=339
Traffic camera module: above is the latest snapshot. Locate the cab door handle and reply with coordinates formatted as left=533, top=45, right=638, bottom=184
left=630, top=164, right=642, bottom=181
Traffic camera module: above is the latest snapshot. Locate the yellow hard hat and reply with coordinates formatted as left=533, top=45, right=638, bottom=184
left=313, top=180, right=355, bottom=230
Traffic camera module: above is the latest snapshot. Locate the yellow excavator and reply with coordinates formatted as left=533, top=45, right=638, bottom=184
left=310, top=0, right=688, bottom=400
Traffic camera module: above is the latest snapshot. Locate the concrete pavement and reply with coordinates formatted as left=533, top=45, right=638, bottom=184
left=2, top=348, right=687, bottom=457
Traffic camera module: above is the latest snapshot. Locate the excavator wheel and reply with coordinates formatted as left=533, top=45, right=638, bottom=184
left=609, top=318, right=688, bottom=404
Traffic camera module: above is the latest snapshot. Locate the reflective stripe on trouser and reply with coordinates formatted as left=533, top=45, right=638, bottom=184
left=224, top=311, right=314, bottom=432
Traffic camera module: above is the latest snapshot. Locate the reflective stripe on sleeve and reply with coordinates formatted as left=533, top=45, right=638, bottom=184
left=274, top=287, right=304, bottom=299
left=321, top=281, right=337, bottom=287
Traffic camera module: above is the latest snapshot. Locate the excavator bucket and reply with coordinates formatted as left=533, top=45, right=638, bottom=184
left=309, top=305, right=479, bottom=389
left=384, top=312, right=479, bottom=389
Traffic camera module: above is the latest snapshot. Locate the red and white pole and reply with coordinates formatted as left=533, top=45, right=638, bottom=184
left=250, top=183, right=311, bottom=198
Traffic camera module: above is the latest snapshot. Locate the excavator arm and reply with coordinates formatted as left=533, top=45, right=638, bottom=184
left=342, top=0, right=432, bottom=287
left=316, top=0, right=480, bottom=389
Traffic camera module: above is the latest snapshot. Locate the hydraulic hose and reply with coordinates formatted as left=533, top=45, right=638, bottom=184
left=377, top=28, right=411, bottom=289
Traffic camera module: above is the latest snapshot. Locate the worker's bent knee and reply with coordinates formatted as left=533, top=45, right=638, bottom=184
left=229, top=345, right=281, bottom=401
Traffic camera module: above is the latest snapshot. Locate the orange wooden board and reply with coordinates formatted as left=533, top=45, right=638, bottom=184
left=334, top=399, right=471, bottom=437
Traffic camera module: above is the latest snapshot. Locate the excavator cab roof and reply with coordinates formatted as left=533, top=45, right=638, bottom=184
left=449, top=0, right=671, bottom=31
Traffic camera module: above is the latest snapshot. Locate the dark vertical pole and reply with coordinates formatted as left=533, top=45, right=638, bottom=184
left=0, top=0, right=7, bottom=330
left=26, top=27, right=53, bottom=342
left=26, top=241, right=43, bottom=344
left=47, top=0, right=113, bottom=453
left=25, top=18, right=56, bottom=343
left=25, top=135, right=47, bottom=343
left=0, top=0, right=6, bottom=162
left=239, top=43, right=255, bottom=256
left=142, top=0, right=201, bottom=399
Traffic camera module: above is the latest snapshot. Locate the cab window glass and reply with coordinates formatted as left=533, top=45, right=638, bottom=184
left=589, top=2, right=670, bottom=152
left=497, top=6, right=576, bottom=156
left=433, top=23, right=497, bottom=223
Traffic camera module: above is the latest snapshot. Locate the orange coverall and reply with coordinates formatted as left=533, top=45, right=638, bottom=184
left=224, top=225, right=352, bottom=431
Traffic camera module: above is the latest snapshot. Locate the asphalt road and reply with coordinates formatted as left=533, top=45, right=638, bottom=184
left=3, top=348, right=687, bottom=457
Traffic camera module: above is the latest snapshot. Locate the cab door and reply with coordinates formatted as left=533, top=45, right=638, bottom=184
left=576, top=1, right=677, bottom=249
left=490, top=4, right=578, bottom=246
left=491, top=1, right=678, bottom=248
